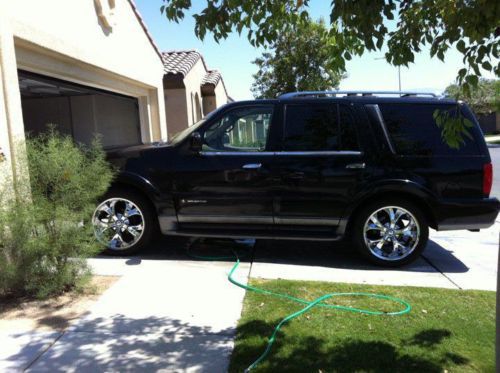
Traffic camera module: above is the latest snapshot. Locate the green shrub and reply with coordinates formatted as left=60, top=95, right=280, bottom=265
left=0, top=130, right=114, bottom=298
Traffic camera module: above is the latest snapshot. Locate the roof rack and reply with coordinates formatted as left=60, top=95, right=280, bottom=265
left=278, top=90, right=439, bottom=99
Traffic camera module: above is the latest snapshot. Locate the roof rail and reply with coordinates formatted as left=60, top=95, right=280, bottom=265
left=278, top=90, right=439, bottom=99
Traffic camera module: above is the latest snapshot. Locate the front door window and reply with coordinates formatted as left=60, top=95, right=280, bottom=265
left=202, top=106, right=273, bottom=152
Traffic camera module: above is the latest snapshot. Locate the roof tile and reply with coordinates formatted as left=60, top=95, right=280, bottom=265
left=162, top=50, right=202, bottom=76
left=201, top=70, right=222, bottom=87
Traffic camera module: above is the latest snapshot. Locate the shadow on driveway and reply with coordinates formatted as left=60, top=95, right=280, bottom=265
left=95, top=235, right=469, bottom=274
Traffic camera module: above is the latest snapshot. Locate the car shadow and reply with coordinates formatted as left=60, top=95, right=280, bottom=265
left=94, top=234, right=469, bottom=274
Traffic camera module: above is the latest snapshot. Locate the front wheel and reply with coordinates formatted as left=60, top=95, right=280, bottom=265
left=352, top=199, right=429, bottom=267
left=92, top=189, right=156, bottom=256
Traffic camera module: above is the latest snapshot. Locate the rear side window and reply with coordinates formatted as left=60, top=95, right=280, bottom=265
left=284, top=104, right=338, bottom=151
left=339, top=105, right=360, bottom=151
left=283, top=104, right=360, bottom=151
left=379, top=103, right=480, bottom=156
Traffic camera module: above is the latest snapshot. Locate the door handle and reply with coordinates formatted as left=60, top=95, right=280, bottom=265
left=242, top=163, right=262, bottom=170
left=346, top=162, right=366, bottom=169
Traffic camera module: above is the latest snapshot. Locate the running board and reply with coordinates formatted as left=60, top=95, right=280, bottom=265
left=168, top=228, right=343, bottom=241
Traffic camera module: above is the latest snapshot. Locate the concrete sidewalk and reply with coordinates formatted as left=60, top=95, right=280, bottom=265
left=1, top=256, right=251, bottom=372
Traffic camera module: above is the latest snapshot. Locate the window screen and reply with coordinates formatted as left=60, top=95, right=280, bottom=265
left=379, top=103, right=480, bottom=156
left=284, top=104, right=339, bottom=151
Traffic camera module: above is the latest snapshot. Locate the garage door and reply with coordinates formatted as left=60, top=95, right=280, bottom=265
left=18, top=70, right=141, bottom=148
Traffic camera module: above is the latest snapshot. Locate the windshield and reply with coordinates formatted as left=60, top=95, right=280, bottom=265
left=169, top=118, right=206, bottom=145
left=168, top=110, right=218, bottom=145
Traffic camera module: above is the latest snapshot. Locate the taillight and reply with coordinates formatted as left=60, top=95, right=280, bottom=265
left=483, top=162, right=492, bottom=197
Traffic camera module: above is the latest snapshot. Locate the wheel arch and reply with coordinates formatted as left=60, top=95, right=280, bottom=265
left=342, top=186, right=437, bottom=236
left=107, top=172, right=160, bottom=212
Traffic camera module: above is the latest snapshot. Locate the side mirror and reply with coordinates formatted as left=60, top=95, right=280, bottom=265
left=190, top=132, right=203, bottom=152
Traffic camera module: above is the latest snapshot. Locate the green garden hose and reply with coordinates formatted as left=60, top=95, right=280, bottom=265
left=187, top=241, right=411, bottom=372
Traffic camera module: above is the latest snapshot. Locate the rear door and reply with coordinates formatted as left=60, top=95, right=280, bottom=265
left=274, top=102, right=365, bottom=226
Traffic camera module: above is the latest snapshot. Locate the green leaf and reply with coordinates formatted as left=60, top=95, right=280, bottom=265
left=482, top=61, right=492, bottom=71
left=456, top=40, right=466, bottom=53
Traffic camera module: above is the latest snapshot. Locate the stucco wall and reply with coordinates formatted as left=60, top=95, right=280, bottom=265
left=214, top=81, right=229, bottom=107
left=6, top=0, right=164, bottom=90
left=202, top=95, right=216, bottom=115
left=183, top=60, right=206, bottom=127
left=164, top=88, right=189, bottom=138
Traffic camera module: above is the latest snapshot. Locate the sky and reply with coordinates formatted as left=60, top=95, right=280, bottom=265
left=135, top=0, right=495, bottom=101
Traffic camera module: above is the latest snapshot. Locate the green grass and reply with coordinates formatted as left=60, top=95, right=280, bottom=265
left=229, top=279, right=496, bottom=373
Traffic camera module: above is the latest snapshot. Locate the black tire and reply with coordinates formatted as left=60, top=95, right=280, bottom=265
left=93, top=188, right=157, bottom=256
left=352, top=198, right=429, bottom=267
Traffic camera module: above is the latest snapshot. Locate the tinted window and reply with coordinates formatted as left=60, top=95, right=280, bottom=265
left=284, top=104, right=339, bottom=151
left=379, top=103, right=480, bottom=156
left=339, top=105, right=360, bottom=151
left=202, top=106, right=273, bottom=152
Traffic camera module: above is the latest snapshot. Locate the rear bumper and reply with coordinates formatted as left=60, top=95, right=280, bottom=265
left=434, top=197, right=500, bottom=231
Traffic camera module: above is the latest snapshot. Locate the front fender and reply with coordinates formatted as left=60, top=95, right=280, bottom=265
left=112, top=171, right=161, bottom=202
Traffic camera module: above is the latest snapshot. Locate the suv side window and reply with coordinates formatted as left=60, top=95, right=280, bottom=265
left=339, top=105, right=360, bottom=151
left=202, top=106, right=273, bottom=152
left=284, top=104, right=339, bottom=151
left=379, top=103, right=480, bottom=156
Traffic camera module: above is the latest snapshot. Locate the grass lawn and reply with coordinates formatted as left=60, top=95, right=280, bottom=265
left=229, top=279, right=496, bottom=373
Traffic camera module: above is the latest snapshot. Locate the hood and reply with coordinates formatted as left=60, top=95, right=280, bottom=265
left=105, top=141, right=171, bottom=158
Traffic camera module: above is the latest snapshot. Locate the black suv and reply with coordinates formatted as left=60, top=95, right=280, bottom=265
left=93, top=91, right=499, bottom=266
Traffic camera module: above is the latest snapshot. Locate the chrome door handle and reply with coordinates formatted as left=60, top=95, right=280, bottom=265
left=346, top=162, right=366, bottom=169
left=242, top=163, right=262, bottom=169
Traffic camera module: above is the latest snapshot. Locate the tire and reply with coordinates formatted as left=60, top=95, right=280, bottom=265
left=92, top=188, right=157, bottom=256
left=352, top=198, right=429, bottom=267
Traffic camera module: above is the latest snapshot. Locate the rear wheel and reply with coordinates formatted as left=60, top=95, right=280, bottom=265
left=92, top=189, right=156, bottom=256
left=352, top=199, right=428, bottom=267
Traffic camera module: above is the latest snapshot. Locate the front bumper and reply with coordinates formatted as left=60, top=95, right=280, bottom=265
left=434, top=197, right=500, bottom=231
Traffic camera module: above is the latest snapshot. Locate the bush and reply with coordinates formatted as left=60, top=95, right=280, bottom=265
left=0, top=130, right=114, bottom=298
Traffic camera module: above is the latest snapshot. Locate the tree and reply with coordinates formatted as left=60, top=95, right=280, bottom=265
left=161, top=0, right=499, bottom=91
left=445, top=79, right=500, bottom=115
left=251, top=18, right=345, bottom=99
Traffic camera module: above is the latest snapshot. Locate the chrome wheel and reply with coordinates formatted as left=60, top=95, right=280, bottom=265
left=93, top=198, right=145, bottom=250
left=363, top=206, right=420, bottom=261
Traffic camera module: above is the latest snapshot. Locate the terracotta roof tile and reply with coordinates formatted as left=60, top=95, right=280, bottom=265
left=201, top=70, right=222, bottom=87
left=162, top=50, right=202, bottom=76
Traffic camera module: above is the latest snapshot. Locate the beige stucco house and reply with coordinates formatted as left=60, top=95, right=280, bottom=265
left=0, top=0, right=168, bottom=185
left=162, top=50, right=232, bottom=137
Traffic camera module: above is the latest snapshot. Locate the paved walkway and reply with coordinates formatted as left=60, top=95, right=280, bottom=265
left=1, top=253, right=251, bottom=372
left=1, top=223, right=498, bottom=372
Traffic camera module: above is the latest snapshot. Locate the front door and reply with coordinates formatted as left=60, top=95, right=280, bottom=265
left=274, top=102, right=365, bottom=226
left=173, top=105, right=276, bottom=226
